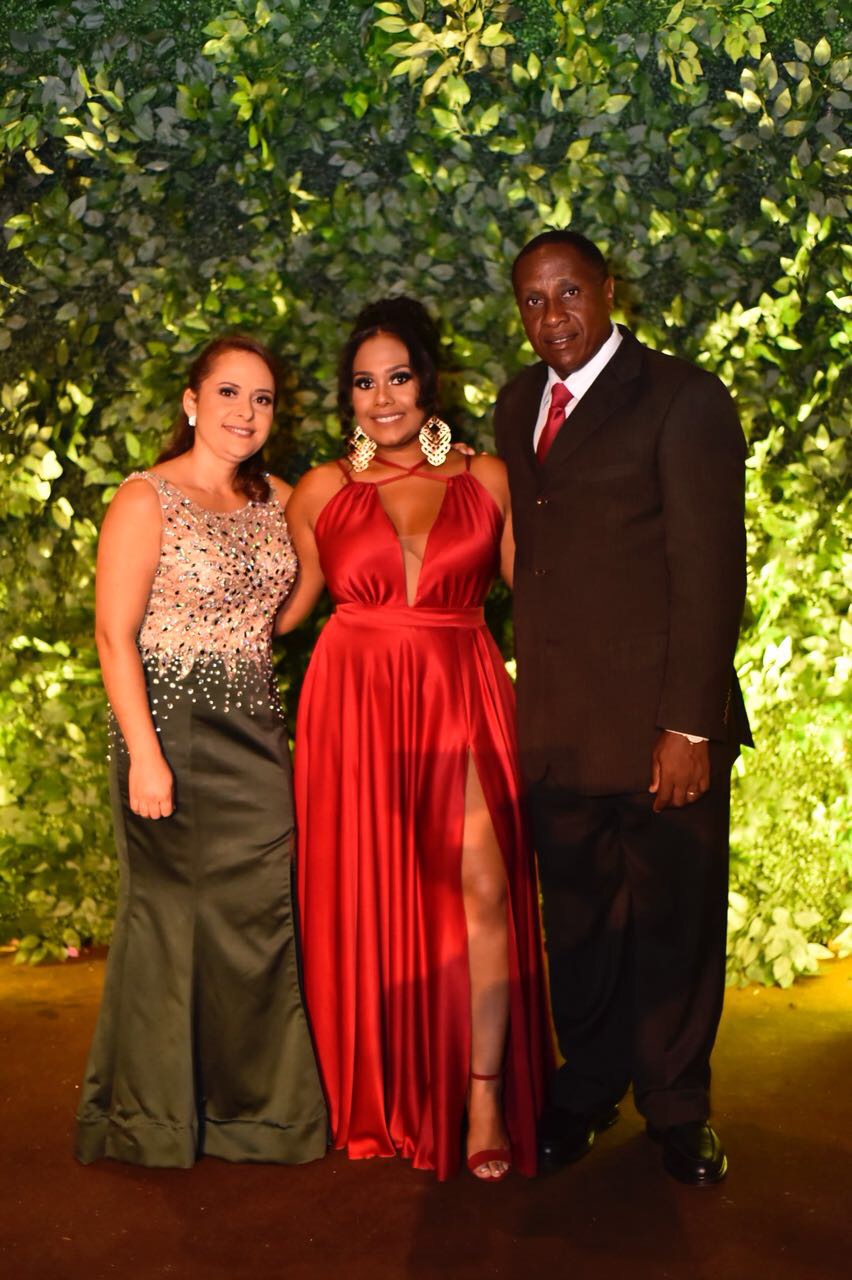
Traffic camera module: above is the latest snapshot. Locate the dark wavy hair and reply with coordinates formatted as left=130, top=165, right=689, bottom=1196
left=337, top=296, right=441, bottom=432
left=156, top=335, right=282, bottom=503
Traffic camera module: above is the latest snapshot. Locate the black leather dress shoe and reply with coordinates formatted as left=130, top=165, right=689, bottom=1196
left=647, top=1121, right=727, bottom=1185
left=539, top=1103, right=620, bottom=1171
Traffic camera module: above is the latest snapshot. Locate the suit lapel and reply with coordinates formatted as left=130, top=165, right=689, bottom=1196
left=542, top=327, right=645, bottom=469
left=511, top=362, right=548, bottom=479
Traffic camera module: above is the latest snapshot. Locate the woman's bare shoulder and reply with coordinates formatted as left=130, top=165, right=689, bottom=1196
left=469, top=452, right=507, bottom=480
left=295, top=459, right=350, bottom=491
left=469, top=452, right=509, bottom=504
left=287, top=459, right=349, bottom=518
left=105, top=474, right=162, bottom=520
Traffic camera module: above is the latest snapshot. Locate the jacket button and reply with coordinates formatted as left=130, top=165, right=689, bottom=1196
left=534, top=568, right=547, bottom=577
left=535, top=496, right=548, bottom=506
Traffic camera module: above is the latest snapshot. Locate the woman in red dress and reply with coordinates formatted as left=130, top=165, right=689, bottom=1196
left=279, top=299, right=548, bottom=1180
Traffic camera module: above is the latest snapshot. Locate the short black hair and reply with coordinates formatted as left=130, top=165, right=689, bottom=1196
left=338, top=296, right=441, bottom=429
left=511, top=230, right=609, bottom=284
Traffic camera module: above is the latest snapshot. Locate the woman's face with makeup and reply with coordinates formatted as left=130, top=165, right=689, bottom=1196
left=183, top=348, right=276, bottom=463
left=351, top=332, right=423, bottom=447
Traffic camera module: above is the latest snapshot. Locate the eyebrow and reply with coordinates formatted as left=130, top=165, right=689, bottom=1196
left=215, top=380, right=275, bottom=394
left=352, top=363, right=412, bottom=376
left=524, top=277, right=580, bottom=292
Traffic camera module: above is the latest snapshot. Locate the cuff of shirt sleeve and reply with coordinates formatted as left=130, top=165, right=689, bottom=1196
left=666, top=729, right=709, bottom=744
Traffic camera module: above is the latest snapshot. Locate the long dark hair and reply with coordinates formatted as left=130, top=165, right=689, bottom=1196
left=157, top=335, right=282, bottom=503
left=337, top=296, right=441, bottom=432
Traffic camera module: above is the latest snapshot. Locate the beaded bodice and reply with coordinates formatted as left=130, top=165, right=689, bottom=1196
left=126, top=472, right=297, bottom=688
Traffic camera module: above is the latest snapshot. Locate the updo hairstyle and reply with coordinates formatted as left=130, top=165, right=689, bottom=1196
left=337, top=296, right=441, bottom=432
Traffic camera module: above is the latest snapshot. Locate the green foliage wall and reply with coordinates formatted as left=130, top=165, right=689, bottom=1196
left=1, top=0, right=849, bottom=982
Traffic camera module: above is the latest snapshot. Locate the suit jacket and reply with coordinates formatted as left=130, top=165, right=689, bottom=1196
left=494, top=325, right=752, bottom=794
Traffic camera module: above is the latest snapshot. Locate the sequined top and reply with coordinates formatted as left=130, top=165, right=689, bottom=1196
left=124, top=472, right=297, bottom=704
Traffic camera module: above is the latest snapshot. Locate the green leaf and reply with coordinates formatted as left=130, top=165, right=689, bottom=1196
left=480, top=24, right=509, bottom=48
left=374, top=16, right=407, bottom=32
left=478, top=103, right=501, bottom=133
left=813, top=37, right=831, bottom=66
left=773, top=87, right=791, bottom=117
left=431, top=107, right=457, bottom=130
left=343, top=91, right=370, bottom=118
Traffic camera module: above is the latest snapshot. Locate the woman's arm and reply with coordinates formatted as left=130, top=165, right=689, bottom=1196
left=470, top=454, right=515, bottom=588
left=273, top=467, right=339, bottom=635
left=95, top=479, right=174, bottom=820
left=499, top=506, right=515, bottom=589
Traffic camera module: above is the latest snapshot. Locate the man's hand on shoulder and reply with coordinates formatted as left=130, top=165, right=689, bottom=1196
left=649, top=730, right=710, bottom=813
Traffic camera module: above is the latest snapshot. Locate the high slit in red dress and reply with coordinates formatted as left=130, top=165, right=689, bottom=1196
left=294, top=455, right=549, bottom=1179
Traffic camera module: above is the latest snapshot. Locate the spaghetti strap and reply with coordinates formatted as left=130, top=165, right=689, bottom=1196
left=372, top=456, right=451, bottom=487
left=464, top=453, right=473, bottom=472
left=373, top=456, right=429, bottom=475
left=335, top=459, right=354, bottom=484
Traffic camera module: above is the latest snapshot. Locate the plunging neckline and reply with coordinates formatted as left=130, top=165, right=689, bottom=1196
left=372, top=480, right=451, bottom=608
left=315, top=469, right=474, bottom=610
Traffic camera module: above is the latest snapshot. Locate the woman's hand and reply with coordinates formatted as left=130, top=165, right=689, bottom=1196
left=129, top=748, right=175, bottom=819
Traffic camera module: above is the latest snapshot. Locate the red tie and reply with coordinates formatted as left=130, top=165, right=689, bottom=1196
left=536, top=382, right=573, bottom=462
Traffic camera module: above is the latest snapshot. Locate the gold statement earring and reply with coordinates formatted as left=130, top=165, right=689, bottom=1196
left=348, top=423, right=377, bottom=472
left=419, top=415, right=452, bottom=466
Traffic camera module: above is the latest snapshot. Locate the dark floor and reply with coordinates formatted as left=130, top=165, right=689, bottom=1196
left=1, top=952, right=851, bottom=1280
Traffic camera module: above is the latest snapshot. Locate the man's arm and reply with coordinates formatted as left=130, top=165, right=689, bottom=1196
left=656, top=369, right=748, bottom=740
left=649, top=370, right=747, bottom=810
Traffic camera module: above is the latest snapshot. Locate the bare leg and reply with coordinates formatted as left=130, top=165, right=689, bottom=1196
left=462, top=755, right=510, bottom=1179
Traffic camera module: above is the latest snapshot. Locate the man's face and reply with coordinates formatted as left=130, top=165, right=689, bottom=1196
left=513, top=244, right=615, bottom=378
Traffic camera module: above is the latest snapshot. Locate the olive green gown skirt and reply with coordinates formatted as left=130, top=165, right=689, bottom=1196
left=74, top=664, right=328, bottom=1167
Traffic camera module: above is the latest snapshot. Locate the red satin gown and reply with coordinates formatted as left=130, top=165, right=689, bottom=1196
left=295, top=455, right=549, bottom=1180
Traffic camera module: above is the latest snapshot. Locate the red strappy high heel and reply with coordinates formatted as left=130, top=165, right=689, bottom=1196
left=466, top=1070, right=511, bottom=1182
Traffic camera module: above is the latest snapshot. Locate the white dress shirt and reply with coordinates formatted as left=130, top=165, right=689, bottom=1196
left=532, top=324, right=623, bottom=451
left=532, top=323, right=706, bottom=746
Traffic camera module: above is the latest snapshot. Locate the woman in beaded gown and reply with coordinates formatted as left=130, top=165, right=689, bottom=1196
left=74, top=336, right=327, bottom=1168
left=280, top=299, right=549, bottom=1181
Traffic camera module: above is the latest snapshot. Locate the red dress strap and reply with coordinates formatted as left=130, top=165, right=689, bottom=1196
left=373, top=456, right=429, bottom=475
left=335, top=458, right=354, bottom=483
left=372, top=455, right=454, bottom=486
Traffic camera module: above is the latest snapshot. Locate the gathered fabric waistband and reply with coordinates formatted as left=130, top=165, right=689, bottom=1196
left=333, top=603, right=486, bottom=630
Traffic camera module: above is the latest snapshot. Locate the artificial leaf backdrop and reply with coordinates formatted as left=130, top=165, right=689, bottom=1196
left=1, top=0, right=849, bottom=982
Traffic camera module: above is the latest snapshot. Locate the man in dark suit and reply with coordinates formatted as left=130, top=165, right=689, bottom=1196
left=494, top=230, right=751, bottom=1185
